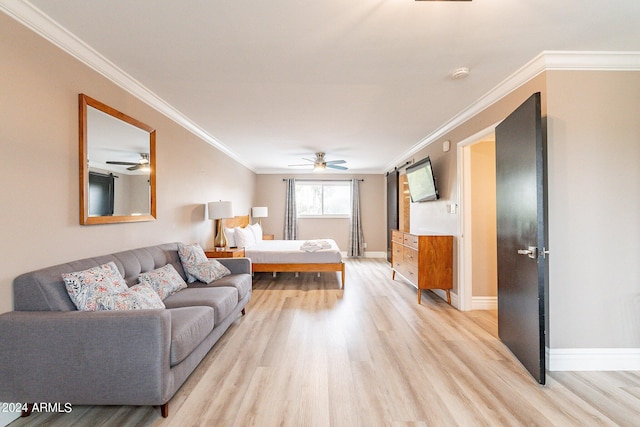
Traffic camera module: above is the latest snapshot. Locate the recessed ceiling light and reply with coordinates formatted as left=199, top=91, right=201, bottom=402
left=451, top=67, right=470, bottom=79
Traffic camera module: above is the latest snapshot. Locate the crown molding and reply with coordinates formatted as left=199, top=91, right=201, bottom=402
left=384, top=50, right=640, bottom=173
left=0, top=0, right=252, bottom=171
left=3, top=1, right=639, bottom=175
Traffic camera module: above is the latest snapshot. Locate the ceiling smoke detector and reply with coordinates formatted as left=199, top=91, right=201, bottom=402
left=451, top=67, right=470, bottom=79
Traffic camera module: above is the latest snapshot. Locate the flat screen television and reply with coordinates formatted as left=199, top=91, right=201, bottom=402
left=405, top=156, right=439, bottom=202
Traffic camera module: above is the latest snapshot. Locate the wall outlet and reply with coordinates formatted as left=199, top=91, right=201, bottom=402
left=364, top=242, right=367, bottom=248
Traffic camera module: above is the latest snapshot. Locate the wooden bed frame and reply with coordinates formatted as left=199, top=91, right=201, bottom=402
left=224, top=215, right=345, bottom=288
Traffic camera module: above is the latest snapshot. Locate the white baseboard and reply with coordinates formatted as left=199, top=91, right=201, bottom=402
left=547, top=347, right=640, bottom=371
left=364, top=251, right=386, bottom=258
left=343, top=251, right=387, bottom=259
left=472, top=296, right=497, bottom=310
left=0, top=410, right=20, bottom=427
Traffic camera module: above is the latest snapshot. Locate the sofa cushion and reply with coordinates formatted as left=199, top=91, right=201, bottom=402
left=169, top=306, right=215, bottom=366
left=164, top=287, right=238, bottom=324
left=137, top=264, right=187, bottom=300
left=94, top=283, right=165, bottom=311
left=189, top=274, right=252, bottom=302
left=62, top=262, right=129, bottom=311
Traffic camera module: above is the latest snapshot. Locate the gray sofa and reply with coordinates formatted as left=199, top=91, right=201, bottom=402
left=0, top=242, right=251, bottom=418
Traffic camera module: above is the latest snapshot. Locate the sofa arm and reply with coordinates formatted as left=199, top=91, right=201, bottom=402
left=217, top=257, right=251, bottom=275
left=0, top=309, right=171, bottom=405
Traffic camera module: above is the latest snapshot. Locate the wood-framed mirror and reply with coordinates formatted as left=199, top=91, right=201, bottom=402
left=79, top=94, right=156, bottom=225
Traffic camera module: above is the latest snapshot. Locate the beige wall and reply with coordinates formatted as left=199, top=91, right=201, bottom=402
left=396, top=69, right=640, bottom=349
left=470, top=141, right=497, bottom=298
left=254, top=174, right=387, bottom=253
left=0, top=14, right=256, bottom=314
left=398, top=75, right=548, bottom=296
left=546, top=70, right=640, bottom=348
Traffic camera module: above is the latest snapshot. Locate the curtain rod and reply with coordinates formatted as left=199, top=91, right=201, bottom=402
left=282, top=178, right=364, bottom=182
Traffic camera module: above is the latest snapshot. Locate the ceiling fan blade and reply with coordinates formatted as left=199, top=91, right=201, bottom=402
left=288, top=163, right=313, bottom=167
left=301, top=158, right=316, bottom=163
left=106, top=161, right=138, bottom=165
left=326, top=159, right=346, bottom=165
left=327, top=164, right=348, bottom=170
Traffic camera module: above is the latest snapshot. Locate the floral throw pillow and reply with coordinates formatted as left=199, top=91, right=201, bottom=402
left=189, top=259, right=231, bottom=284
left=178, top=242, right=209, bottom=283
left=94, top=283, right=165, bottom=311
left=62, top=261, right=129, bottom=311
left=137, top=264, right=187, bottom=300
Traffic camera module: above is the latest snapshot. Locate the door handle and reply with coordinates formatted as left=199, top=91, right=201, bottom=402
left=517, top=246, right=538, bottom=259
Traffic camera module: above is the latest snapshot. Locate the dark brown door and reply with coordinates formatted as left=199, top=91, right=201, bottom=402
left=495, top=92, right=548, bottom=384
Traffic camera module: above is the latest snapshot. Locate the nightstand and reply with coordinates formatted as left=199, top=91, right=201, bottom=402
left=205, top=247, right=245, bottom=258
left=263, top=234, right=275, bottom=240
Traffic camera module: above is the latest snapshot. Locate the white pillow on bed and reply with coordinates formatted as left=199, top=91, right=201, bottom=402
left=235, top=226, right=256, bottom=248
left=248, top=223, right=263, bottom=242
left=224, top=227, right=236, bottom=247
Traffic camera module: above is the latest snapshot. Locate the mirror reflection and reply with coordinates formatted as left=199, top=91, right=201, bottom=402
left=79, top=94, right=156, bottom=225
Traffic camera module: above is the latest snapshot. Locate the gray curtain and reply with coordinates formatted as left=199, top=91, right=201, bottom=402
left=283, top=178, right=297, bottom=240
left=348, top=178, right=365, bottom=257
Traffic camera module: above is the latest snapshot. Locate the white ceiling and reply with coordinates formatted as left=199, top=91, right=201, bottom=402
left=5, top=0, right=640, bottom=174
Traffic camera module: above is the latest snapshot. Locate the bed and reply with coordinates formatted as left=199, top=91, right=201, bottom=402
left=224, top=216, right=345, bottom=288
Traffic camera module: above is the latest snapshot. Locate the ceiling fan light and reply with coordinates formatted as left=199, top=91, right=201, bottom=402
left=313, top=163, right=326, bottom=171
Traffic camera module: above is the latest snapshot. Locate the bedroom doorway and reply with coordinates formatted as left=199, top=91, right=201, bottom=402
left=458, top=127, right=498, bottom=312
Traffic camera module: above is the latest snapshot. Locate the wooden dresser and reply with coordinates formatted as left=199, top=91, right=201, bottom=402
left=391, top=230, right=453, bottom=304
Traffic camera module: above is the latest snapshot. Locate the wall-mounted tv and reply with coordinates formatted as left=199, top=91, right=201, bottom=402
left=405, top=156, right=439, bottom=202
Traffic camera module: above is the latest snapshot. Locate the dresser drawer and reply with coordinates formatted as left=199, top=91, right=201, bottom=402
left=403, top=233, right=419, bottom=249
left=403, top=246, right=419, bottom=266
left=400, top=263, right=419, bottom=285
left=392, top=243, right=404, bottom=259
left=391, top=230, right=404, bottom=244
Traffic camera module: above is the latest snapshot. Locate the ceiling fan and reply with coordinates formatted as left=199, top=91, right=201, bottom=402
left=106, top=153, right=150, bottom=171
left=288, top=152, right=348, bottom=171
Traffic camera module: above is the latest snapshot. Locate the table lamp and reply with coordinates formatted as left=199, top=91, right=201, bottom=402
left=251, top=206, right=268, bottom=226
left=208, top=201, right=233, bottom=249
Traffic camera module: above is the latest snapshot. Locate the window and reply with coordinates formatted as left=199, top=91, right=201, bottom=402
left=295, top=181, right=351, bottom=217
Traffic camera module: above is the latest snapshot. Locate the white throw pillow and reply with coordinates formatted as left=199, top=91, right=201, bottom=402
left=248, top=223, right=263, bottom=242
left=235, top=226, right=256, bottom=248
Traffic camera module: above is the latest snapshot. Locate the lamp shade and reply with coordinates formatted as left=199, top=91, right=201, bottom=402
left=252, top=206, right=268, bottom=218
left=208, top=201, right=233, bottom=220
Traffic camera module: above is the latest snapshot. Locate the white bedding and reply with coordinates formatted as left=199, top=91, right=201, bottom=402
left=245, top=239, right=343, bottom=264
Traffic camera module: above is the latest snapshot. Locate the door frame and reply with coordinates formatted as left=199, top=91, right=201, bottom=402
left=456, top=123, right=499, bottom=311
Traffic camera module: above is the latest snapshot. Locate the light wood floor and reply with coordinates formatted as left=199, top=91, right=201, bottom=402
left=11, top=258, right=640, bottom=426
